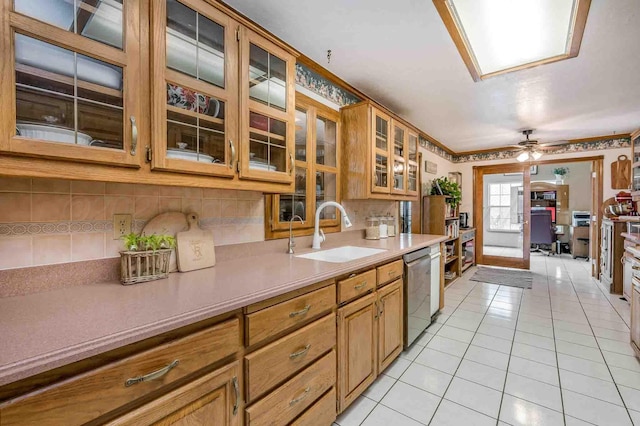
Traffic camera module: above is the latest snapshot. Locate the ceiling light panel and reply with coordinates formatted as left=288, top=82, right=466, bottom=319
left=449, top=0, right=575, bottom=75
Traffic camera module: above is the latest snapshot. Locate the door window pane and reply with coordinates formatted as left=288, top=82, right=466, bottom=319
left=316, top=116, right=337, bottom=167
left=15, top=34, right=123, bottom=149
left=249, top=112, right=286, bottom=172
left=166, top=0, right=225, bottom=88
left=316, top=171, right=337, bottom=220
left=375, top=154, right=388, bottom=187
left=280, top=167, right=307, bottom=222
left=394, top=126, right=404, bottom=156
left=166, top=83, right=226, bottom=163
left=295, top=108, right=307, bottom=161
left=15, top=0, right=124, bottom=49
left=375, top=115, right=388, bottom=150
left=393, top=160, right=405, bottom=190
left=249, top=43, right=286, bottom=111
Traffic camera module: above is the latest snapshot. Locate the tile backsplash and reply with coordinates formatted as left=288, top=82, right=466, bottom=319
left=0, top=177, right=264, bottom=270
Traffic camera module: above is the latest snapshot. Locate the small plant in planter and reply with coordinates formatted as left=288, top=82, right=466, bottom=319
left=430, top=177, right=462, bottom=208
left=553, top=167, right=568, bottom=176
left=119, top=233, right=176, bottom=285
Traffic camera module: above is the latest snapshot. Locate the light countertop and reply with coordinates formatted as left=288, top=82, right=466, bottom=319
left=0, top=233, right=446, bottom=387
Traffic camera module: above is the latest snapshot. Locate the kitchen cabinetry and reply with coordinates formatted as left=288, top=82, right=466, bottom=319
left=0, top=0, right=142, bottom=167
left=243, top=280, right=337, bottom=426
left=631, top=129, right=640, bottom=192
left=106, top=361, right=240, bottom=426
left=601, top=219, right=626, bottom=294
left=0, top=317, right=242, bottom=425
left=266, top=94, right=341, bottom=239
left=340, top=101, right=418, bottom=200
left=150, top=0, right=295, bottom=187
left=337, top=261, right=404, bottom=413
left=632, top=283, right=640, bottom=358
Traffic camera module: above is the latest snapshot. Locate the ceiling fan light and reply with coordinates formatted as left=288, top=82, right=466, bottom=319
left=517, top=152, right=530, bottom=162
left=532, top=151, right=543, bottom=160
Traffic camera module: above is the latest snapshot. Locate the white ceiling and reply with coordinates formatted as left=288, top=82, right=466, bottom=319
left=224, top=0, right=640, bottom=152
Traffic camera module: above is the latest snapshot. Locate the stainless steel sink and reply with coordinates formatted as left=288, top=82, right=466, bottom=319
left=295, top=246, right=386, bottom=263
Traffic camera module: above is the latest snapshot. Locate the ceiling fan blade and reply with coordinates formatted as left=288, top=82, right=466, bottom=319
left=539, top=140, right=569, bottom=147
left=508, top=145, right=525, bottom=150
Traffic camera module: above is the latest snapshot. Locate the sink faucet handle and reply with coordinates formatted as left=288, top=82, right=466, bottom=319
left=319, top=228, right=325, bottom=243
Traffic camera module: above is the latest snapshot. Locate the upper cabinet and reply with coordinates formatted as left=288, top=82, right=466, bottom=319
left=341, top=101, right=419, bottom=200
left=0, top=0, right=142, bottom=167
left=632, top=129, right=640, bottom=192
left=150, top=0, right=296, bottom=186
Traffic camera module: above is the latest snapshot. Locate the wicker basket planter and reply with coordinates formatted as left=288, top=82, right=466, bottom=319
left=120, top=249, right=172, bottom=285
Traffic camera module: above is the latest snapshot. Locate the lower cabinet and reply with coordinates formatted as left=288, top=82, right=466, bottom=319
left=337, top=276, right=404, bottom=413
left=632, top=284, right=640, bottom=358
left=106, top=361, right=241, bottom=426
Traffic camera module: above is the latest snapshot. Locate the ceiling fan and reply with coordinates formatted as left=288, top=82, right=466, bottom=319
left=510, top=130, right=567, bottom=162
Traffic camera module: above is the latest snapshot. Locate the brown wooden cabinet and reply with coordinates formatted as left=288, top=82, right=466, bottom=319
left=340, top=101, right=418, bottom=200
left=106, top=361, right=241, bottom=426
left=0, top=0, right=142, bottom=168
left=377, top=279, right=403, bottom=372
left=632, top=283, right=640, bottom=358
left=336, top=261, right=404, bottom=413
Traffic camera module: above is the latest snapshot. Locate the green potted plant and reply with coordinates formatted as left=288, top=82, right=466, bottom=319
left=430, top=176, right=462, bottom=208
left=119, top=233, right=176, bottom=285
left=553, top=167, right=568, bottom=183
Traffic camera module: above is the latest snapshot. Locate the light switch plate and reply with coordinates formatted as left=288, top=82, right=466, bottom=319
left=113, top=214, right=132, bottom=239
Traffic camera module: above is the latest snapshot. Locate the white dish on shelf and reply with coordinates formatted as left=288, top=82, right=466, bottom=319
left=249, top=160, right=277, bottom=171
left=167, top=148, right=216, bottom=163
left=16, top=123, right=92, bottom=145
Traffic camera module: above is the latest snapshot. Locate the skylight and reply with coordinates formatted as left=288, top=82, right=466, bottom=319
left=434, top=0, right=591, bottom=81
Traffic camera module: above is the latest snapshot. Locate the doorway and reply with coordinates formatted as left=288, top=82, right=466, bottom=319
left=474, top=164, right=531, bottom=269
left=473, top=156, right=603, bottom=274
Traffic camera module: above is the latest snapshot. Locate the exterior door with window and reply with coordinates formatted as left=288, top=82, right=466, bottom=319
left=474, top=164, right=531, bottom=269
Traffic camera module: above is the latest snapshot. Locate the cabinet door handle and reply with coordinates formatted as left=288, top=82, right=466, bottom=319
left=289, top=304, right=311, bottom=318
left=129, top=116, right=138, bottom=156
left=289, top=152, right=294, bottom=175
left=374, top=172, right=378, bottom=185
left=232, top=376, right=239, bottom=415
left=289, top=344, right=311, bottom=359
left=354, top=281, right=368, bottom=290
left=289, top=387, right=310, bottom=406
left=125, top=359, right=179, bottom=387
left=229, top=139, right=236, bottom=170
left=374, top=301, right=379, bottom=319
left=633, top=266, right=640, bottom=271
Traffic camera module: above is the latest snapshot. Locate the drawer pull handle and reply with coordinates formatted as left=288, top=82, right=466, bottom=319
left=633, top=266, right=640, bottom=271
left=354, top=281, right=368, bottom=290
left=289, top=387, right=311, bottom=406
left=232, top=376, right=239, bottom=415
left=125, top=359, right=179, bottom=387
left=289, top=344, right=311, bottom=359
left=348, top=273, right=357, bottom=278
left=129, top=116, right=138, bottom=156
left=289, top=305, right=311, bottom=318
left=388, top=270, right=396, bottom=276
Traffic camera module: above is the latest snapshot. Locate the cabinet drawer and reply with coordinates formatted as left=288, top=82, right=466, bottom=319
left=1, top=318, right=241, bottom=426
left=291, top=387, right=337, bottom=426
left=245, top=350, right=336, bottom=426
left=338, top=270, right=376, bottom=304
left=246, top=284, right=336, bottom=347
left=245, top=314, right=336, bottom=403
left=377, top=260, right=403, bottom=286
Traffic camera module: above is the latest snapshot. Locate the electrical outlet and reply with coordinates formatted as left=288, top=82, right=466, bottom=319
left=113, top=214, right=132, bottom=240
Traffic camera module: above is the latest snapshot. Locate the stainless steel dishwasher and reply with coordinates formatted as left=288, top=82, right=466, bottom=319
left=404, top=246, right=438, bottom=348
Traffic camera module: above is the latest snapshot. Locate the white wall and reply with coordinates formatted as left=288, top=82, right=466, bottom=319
left=419, top=147, right=455, bottom=196
left=456, top=146, right=630, bottom=226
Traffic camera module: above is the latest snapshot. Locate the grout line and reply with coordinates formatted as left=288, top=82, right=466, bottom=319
left=551, top=255, right=635, bottom=424
left=546, top=256, right=567, bottom=426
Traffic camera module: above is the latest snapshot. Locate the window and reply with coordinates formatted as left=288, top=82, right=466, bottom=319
left=488, top=183, right=523, bottom=231
left=265, top=94, right=340, bottom=239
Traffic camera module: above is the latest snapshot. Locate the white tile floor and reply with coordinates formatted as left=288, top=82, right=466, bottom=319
left=334, top=253, right=639, bottom=426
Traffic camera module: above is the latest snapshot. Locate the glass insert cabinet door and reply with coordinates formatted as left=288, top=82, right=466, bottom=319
left=391, top=121, right=406, bottom=194
left=371, top=108, right=391, bottom=193
left=150, top=0, right=237, bottom=177
left=632, top=130, right=640, bottom=191
left=407, top=131, right=419, bottom=195
left=239, top=28, right=295, bottom=184
left=2, top=0, right=141, bottom=167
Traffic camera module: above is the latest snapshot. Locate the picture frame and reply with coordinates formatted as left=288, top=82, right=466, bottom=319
left=425, top=160, right=437, bottom=174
